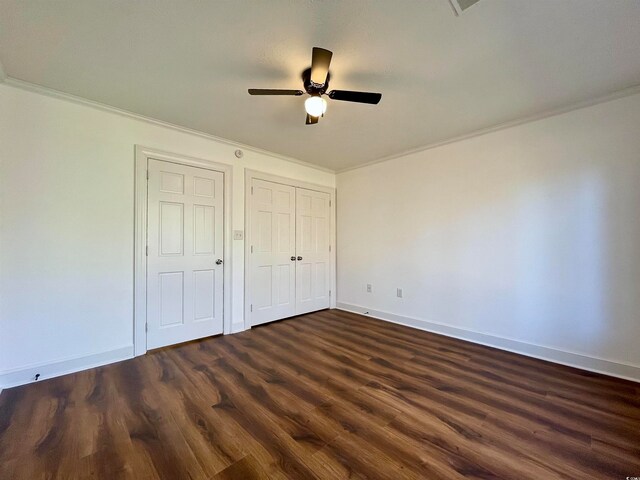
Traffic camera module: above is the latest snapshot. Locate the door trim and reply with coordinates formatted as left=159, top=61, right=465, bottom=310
left=134, top=145, right=233, bottom=356
left=244, top=169, right=336, bottom=327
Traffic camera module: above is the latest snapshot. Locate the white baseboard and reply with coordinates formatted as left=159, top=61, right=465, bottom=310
left=336, top=302, right=640, bottom=383
left=0, top=346, right=134, bottom=391
left=230, top=322, right=248, bottom=334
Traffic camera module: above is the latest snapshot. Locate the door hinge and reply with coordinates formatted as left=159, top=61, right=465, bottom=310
left=251, top=186, right=254, bottom=194
left=329, top=290, right=332, bottom=297
left=329, top=200, right=332, bottom=207
left=251, top=245, right=253, bottom=253
left=145, top=245, right=148, bottom=256
left=145, top=323, right=148, bottom=332
left=250, top=304, right=253, bottom=312
left=329, top=245, right=331, bottom=252
left=146, top=170, right=149, bottom=180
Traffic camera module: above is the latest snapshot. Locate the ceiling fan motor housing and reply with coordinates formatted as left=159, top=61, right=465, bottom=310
left=302, top=68, right=330, bottom=96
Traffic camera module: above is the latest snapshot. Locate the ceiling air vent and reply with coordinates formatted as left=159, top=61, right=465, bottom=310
left=449, top=0, right=481, bottom=16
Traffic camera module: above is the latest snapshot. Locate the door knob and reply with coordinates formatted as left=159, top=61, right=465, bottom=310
left=290, top=256, right=296, bottom=261
left=216, top=259, right=223, bottom=265
left=297, top=256, right=303, bottom=261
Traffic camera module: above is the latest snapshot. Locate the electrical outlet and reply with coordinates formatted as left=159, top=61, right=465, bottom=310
left=397, top=288, right=403, bottom=298
left=233, top=230, right=244, bottom=240
left=367, top=284, right=372, bottom=293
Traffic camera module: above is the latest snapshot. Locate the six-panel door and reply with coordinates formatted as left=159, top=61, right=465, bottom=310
left=250, top=179, right=297, bottom=325
left=295, top=188, right=331, bottom=315
left=147, top=159, right=224, bottom=349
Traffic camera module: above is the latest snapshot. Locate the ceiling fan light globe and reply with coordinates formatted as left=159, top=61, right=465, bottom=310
left=304, top=96, right=327, bottom=117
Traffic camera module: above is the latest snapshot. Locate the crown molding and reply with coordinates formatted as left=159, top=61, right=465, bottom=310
left=337, top=83, right=640, bottom=174
left=5, top=75, right=640, bottom=176
left=2, top=77, right=336, bottom=174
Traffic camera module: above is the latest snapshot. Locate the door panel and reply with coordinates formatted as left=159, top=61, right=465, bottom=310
left=295, top=188, right=331, bottom=315
left=193, top=205, right=215, bottom=254
left=159, top=271, right=184, bottom=326
left=147, top=159, right=224, bottom=349
left=159, top=202, right=184, bottom=255
left=193, top=269, right=215, bottom=321
left=249, top=179, right=295, bottom=325
left=250, top=179, right=296, bottom=325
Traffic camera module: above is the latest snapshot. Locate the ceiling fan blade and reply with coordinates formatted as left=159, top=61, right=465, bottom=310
left=310, top=47, right=333, bottom=85
left=328, top=90, right=382, bottom=104
left=305, top=114, right=319, bottom=125
left=248, top=89, right=304, bottom=96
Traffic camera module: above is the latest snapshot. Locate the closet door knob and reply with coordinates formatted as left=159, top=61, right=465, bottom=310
left=297, top=256, right=303, bottom=261
left=216, top=259, right=223, bottom=265
left=290, top=256, right=296, bottom=261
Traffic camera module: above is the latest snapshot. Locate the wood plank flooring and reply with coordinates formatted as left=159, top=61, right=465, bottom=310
left=1, top=309, right=639, bottom=479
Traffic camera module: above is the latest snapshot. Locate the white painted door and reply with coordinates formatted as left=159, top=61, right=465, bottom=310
left=250, top=179, right=297, bottom=326
left=147, top=159, right=224, bottom=349
left=295, top=188, right=331, bottom=315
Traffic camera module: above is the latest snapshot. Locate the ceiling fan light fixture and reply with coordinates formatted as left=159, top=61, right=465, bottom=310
left=304, top=95, right=327, bottom=117
left=248, top=47, right=382, bottom=124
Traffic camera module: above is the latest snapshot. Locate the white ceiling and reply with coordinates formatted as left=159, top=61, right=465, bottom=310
left=1, top=0, right=639, bottom=171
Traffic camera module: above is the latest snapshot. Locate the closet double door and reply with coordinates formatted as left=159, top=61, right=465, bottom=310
left=249, top=179, right=331, bottom=326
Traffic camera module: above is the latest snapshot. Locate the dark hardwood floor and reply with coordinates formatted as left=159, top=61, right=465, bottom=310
left=1, top=309, right=639, bottom=479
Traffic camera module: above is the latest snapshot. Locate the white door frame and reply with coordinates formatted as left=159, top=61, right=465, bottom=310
left=244, top=169, right=336, bottom=327
left=134, top=145, right=233, bottom=356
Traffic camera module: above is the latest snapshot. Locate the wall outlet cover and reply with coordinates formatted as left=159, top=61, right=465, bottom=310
left=233, top=230, right=244, bottom=240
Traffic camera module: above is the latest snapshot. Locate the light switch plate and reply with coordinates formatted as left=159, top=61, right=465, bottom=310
left=233, top=230, right=244, bottom=240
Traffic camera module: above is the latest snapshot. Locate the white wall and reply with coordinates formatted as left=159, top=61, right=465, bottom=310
left=337, top=92, right=640, bottom=380
left=0, top=84, right=334, bottom=386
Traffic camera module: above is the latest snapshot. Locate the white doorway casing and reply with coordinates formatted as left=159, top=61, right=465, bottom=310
left=134, top=146, right=233, bottom=356
left=245, top=170, right=336, bottom=327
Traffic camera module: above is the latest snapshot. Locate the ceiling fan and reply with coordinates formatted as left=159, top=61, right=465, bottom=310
left=248, top=47, right=382, bottom=125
